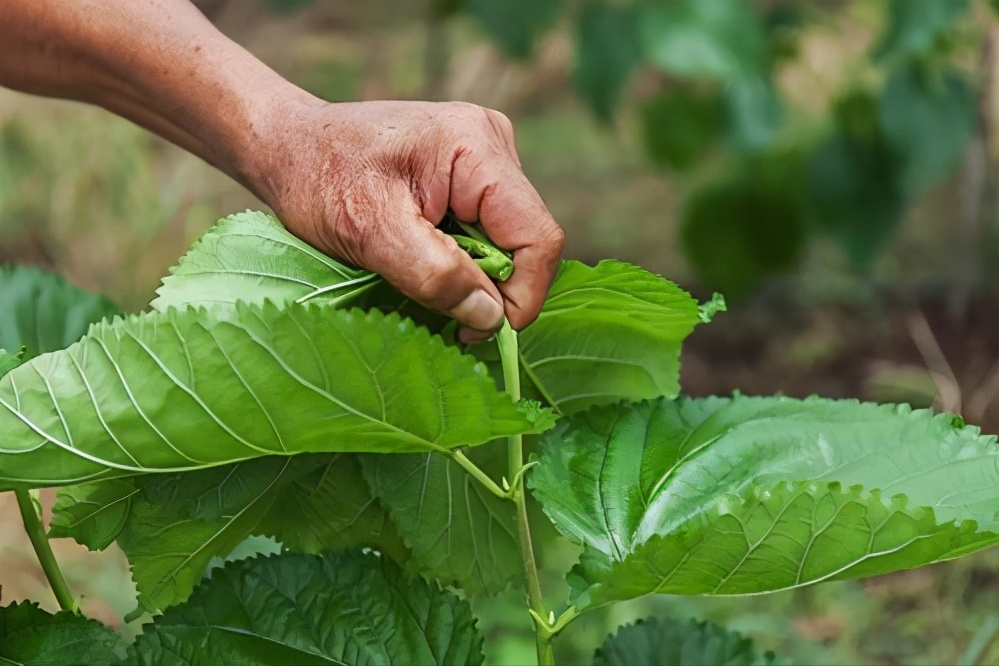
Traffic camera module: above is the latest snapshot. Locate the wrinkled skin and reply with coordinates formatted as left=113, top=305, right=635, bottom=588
left=0, top=0, right=564, bottom=341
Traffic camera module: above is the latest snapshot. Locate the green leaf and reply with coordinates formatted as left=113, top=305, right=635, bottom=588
left=255, top=453, right=410, bottom=561
left=115, top=455, right=410, bottom=612
left=594, top=617, right=775, bottom=666
left=681, top=152, right=808, bottom=299
left=517, top=260, right=701, bottom=414
left=49, top=479, right=137, bottom=550
left=128, top=551, right=484, bottom=666
left=640, top=88, right=723, bottom=171
left=573, top=2, right=642, bottom=121
left=0, top=265, right=120, bottom=358
left=530, top=395, right=999, bottom=606
left=806, top=91, right=905, bottom=267
left=879, top=64, right=975, bottom=194
left=640, top=0, right=767, bottom=82
left=0, top=303, right=550, bottom=490
left=360, top=445, right=521, bottom=595
left=467, top=0, right=560, bottom=60
left=874, top=0, right=968, bottom=62
left=724, top=77, right=782, bottom=151
left=0, top=346, right=24, bottom=379
left=0, top=601, right=126, bottom=665
left=151, top=210, right=373, bottom=311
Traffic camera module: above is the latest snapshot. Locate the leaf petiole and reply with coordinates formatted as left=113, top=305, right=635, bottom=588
left=449, top=449, right=509, bottom=500
left=15, top=489, right=77, bottom=612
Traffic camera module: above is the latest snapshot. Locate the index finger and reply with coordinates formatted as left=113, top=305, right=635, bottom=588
left=449, top=155, right=565, bottom=330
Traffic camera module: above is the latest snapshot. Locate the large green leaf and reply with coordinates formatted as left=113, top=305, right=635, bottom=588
left=879, top=64, right=975, bottom=194
left=0, top=601, right=126, bottom=666
left=151, top=210, right=373, bottom=311
left=467, top=0, right=560, bottom=60
left=573, top=2, right=642, bottom=121
left=128, top=551, right=484, bottom=666
left=0, top=303, right=552, bottom=490
left=530, top=396, right=999, bottom=606
left=874, top=0, right=968, bottom=61
left=49, top=479, right=137, bottom=550
left=594, top=617, right=775, bottom=666
left=0, top=265, right=120, bottom=358
left=516, top=260, right=701, bottom=415
left=360, top=445, right=520, bottom=595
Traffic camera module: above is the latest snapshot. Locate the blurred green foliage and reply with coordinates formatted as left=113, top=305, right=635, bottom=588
left=467, top=0, right=981, bottom=299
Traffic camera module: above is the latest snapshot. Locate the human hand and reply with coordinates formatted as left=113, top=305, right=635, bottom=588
left=254, top=100, right=565, bottom=343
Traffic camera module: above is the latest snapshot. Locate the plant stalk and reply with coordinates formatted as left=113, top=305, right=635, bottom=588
left=14, top=489, right=77, bottom=612
left=497, top=321, right=553, bottom=666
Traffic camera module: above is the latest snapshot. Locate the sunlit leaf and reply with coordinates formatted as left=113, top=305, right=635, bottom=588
left=128, top=551, right=484, bottom=666
left=531, top=395, right=999, bottom=606
left=517, top=260, right=701, bottom=414
left=0, top=304, right=550, bottom=490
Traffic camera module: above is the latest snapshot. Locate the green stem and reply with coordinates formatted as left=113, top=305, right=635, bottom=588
left=497, top=321, right=553, bottom=666
left=14, top=489, right=77, bottom=612
left=450, top=450, right=508, bottom=499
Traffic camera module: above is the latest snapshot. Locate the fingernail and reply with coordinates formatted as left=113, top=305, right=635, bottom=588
left=451, top=289, right=504, bottom=332
left=457, top=326, right=494, bottom=345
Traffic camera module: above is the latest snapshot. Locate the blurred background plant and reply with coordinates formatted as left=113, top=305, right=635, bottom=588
left=4, top=0, right=999, bottom=664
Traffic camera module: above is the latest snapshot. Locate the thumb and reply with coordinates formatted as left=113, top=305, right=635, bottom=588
left=358, top=197, right=505, bottom=336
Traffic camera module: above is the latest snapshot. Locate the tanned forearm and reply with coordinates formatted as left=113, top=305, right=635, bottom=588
left=0, top=0, right=565, bottom=339
left=0, top=0, right=313, bottom=200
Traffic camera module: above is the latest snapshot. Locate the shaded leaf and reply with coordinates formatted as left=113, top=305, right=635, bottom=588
left=467, top=0, right=560, bottom=60
left=641, top=88, right=723, bottom=171
left=116, top=455, right=409, bottom=612
left=0, top=304, right=551, bottom=490
left=594, top=617, right=774, bottom=666
left=880, top=64, right=975, bottom=194
left=128, top=551, right=484, bottom=666
left=0, top=601, right=126, bottom=666
left=874, top=0, right=968, bottom=61
left=360, top=445, right=521, bottom=595
left=682, top=152, right=808, bottom=298
left=517, top=260, right=701, bottom=414
left=530, top=395, right=999, bottom=606
left=807, top=91, right=905, bottom=266
left=0, top=265, right=120, bottom=358
left=255, top=453, right=410, bottom=561
left=574, top=2, right=642, bottom=121
left=640, top=0, right=767, bottom=82
left=49, top=479, right=137, bottom=550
